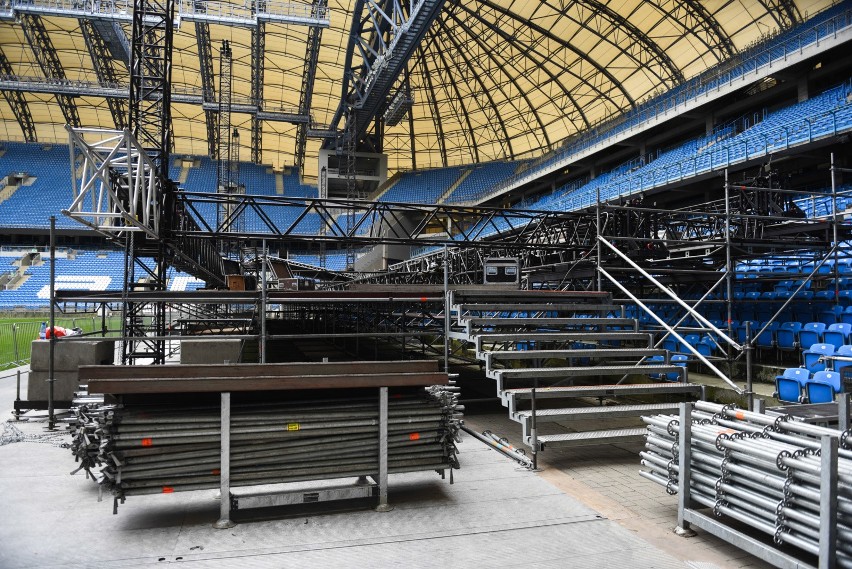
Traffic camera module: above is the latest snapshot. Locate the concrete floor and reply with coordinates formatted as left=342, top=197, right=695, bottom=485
left=0, top=367, right=775, bottom=569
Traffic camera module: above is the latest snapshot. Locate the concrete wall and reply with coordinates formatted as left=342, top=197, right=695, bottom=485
left=180, top=339, right=244, bottom=364
left=28, top=339, right=115, bottom=401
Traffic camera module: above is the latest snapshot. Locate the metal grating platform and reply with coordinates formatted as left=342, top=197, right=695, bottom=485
left=536, top=428, right=647, bottom=447
left=506, top=382, right=703, bottom=399
left=516, top=403, right=683, bottom=421
left=495, top=364, right=683, bottom=379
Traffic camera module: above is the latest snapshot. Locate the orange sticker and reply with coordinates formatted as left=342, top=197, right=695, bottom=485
left=420, top=297, right=428, bottom=302
left=211, top=469, right=220, bottom=476
left=141, top=438, right=153, bottom=447
left=735, top=411, right=745, bottom=420
left=162, top=487, right=174, bottom=494
left=409, top=433, right=420, bottom=441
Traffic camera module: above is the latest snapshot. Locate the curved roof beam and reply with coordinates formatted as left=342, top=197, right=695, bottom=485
left=0, top=48, right=37, bottom=142
left=413, top=41, right=448, bottom=167
left=758, top=0, right=801, bottom=30
left=424, top=34, right=481, bottom=165
left=445, top=8, right=552, bottom=152
left=476, top=0, right=635, bottom=109
left=646, top=0, right=736, bottom=61
left=20, top=14, right=81, bottom=128
left=436, top=14, right=517, bottom=160
left=455, top=1, right=592, bottom=129
left=543, top=0, right=684, bottom=85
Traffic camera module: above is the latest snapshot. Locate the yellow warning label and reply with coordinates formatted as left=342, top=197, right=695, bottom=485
left=287, top=423, right=300, bottom=431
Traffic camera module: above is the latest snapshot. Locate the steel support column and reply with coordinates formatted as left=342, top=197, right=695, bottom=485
left=250, top=20, right=265, bottom=164
left=194, top=18, right=218, bottom=158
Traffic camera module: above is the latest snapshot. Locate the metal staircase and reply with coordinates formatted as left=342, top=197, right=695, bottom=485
left=449, top=288, right=704, bottom=451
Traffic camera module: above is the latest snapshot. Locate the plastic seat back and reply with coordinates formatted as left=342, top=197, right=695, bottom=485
left=803, top=343, right=835, bottom=373
left=799, top=322, right=826, bottom=350
left=824, top=323, right=852, bottom=349
left=806, top=370, right=841, bottom=403
left=775, top=367, right=809, bottom=403
left=777, top=322, right=802, bottom=351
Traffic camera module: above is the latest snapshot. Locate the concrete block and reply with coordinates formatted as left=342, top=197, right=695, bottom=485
left=27, top=371, right=81, bottom=401
left=181, top=339, right=243, bottom=364
left=30, top=340, right=115, bottom=372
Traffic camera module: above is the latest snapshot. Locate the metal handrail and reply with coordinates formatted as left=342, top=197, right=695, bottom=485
left=598, top=266, right=744, bottom=394
left=598, top=236, right=741, bottom=350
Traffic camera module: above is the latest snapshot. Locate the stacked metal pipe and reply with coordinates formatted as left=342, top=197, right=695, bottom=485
left=640, top=401, right=852, bottom=566
left=70, top=387, right=461, bottom=505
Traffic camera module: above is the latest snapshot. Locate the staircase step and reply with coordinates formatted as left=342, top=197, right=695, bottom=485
left=516, top=402, right=682, bottom=422
left=453, top=290, right=611, bottom=302
left=506, top=382, right=702, bottom=400
left=465, top=317, right=634, bottom=327
left=476, top=332, right=652, bottom=344
left=535, top=428, right=646, bottom=448
left=494, top=364, right=683, bottom=379
left=486, top=348, right=667, bottom=361
left=458, top=303, right=620, bottom=313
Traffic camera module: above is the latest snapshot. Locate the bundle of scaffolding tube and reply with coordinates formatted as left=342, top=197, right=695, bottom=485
left=70, top=386, right=461, bottom=505
left=640, top=401, right=852, bottom=566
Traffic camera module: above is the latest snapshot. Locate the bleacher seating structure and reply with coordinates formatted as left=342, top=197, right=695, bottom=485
left=0, top=251, right=204, bottom=309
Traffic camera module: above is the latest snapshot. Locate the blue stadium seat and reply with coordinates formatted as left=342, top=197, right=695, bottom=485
left=799, top=322, right=826, bottom=350
left=805, top=370, right=841, bottom=404
left=802, top=343, right=835, bottom=373
left=777, top=322, right=802, bottom=351
left=824, top=323, right=852, bottom=349
left=775, top=367, right=809, bottom=403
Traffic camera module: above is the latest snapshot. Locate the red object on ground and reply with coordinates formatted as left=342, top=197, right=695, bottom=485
left=44, top=326, right=69, bottom=339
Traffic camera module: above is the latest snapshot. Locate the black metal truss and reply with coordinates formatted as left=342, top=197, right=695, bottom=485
left=250, top=21, right=265, bottom=164
left=647, top=0, right=736, bottom=61
left=0, top=49, right=36, bottom=142
left=129, top=0, right=175, bottom=180
left=328, top=0, right=445, bottom=146
left=0, top=75, right=309, bottom=123
left=217, top=40, right=233, bottom=191
left=295, top=0, right=326, bottom=170
left=194, top=20, right=218, bottom=158
left=174, top=191, right=596, bottom=250
left=79, top=19, right=128, bottom=131
left=19, top=14, right=81, bottom=128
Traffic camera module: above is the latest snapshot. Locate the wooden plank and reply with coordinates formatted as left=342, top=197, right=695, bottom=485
left=79, top=360, right=439, bottom=381
left=88, top=371, right=448, bottom=394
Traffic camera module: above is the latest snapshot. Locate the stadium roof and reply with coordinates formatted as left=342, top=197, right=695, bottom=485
left=0, top=0, right=833, bottom=181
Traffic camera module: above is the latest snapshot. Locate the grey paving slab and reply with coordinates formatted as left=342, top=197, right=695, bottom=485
left=0, top=366, right=764, bottom=569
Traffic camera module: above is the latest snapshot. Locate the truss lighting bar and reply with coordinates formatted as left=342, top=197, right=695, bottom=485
left=383, top=89, right=413, bottom=126
left=3, top=0, right=329, bottom=28
left=0, top=76, right=312, bottom=124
